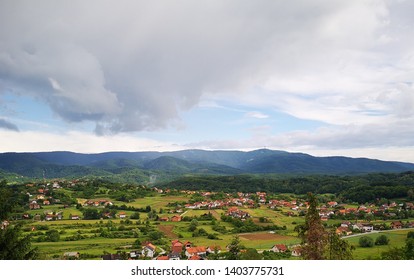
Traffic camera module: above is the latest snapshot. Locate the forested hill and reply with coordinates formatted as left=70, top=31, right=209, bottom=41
left=158, top=172, right=414, bottom=203
left=0, top=149, right=413, bottom=180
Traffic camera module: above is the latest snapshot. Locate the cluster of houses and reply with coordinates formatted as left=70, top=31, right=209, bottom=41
left=226, top=206, right=250, bottom=219
left=158, top=215, right=182, bottom=222
left=82, top=199, right=113, bottom=207
left=336, top=220, right=414, bottom=236
left=182, top=192, right=268, bottom=210
left=65, top=241, right=303, bottom=260
left=93, top=240, right=223, bottom=260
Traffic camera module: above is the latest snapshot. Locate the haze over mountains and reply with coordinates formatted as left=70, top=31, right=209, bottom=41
left=1, top=149, right=414, bottom=181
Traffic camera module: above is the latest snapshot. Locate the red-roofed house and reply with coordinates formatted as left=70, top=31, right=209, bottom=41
left=171, top=240, right=184, bottom=254
left=188, top=255, right=202, bottom=260
left=142, top=242, right=156, bottom=258
left=185, top=246, right=206, bottom=258
left=171, top=215, right=182, bottom=222
left=271, top=244, right=288, bottom=253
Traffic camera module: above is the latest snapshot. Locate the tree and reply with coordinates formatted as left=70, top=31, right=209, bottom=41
left=240, top=248, right=262, bottom=260
left=226, top=235, right=242, bottom=260
left=404, top=238, right=414, bottom=259
left=46, top=229, right=60, bottom=242
left=297, top=193, right=353, bottom=260
left=188, top=219, right=198, bottom=232
left=375, top=235, right=389, bottom=246
left=326, top=230, right=354, bottom=260
left=82, top=208, right=100, bottom=220
left=0, top=181, right=14, bottom=220
left=0, top=224, right=39, bottom=260
left=300, top=193, right=328, bottom=260
left=381, top=246, right=405, bottom=260
left=359, top=236, right=374, bottom=248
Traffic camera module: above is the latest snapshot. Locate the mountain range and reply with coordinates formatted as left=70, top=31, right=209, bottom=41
left=1, top=149, right=413, bottom=182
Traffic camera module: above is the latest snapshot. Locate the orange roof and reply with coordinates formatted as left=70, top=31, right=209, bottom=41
left=186, top=246, right=206, bottom=254
left=274, top=244, right=287, bottom=251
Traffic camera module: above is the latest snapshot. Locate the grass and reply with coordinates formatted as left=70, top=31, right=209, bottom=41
left=125, top=195, right=189, bottom=209
left=33, top=237, right=135, bottom=259
left=345, top=229, right=411, bottom=259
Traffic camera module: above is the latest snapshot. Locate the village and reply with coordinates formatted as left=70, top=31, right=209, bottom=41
left=2, top=178, right=413, bottom=260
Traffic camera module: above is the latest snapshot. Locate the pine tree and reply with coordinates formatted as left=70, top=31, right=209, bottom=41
left=301, top=193, right=328, bottom=260
left=226, top=235, right=242, bottom=260
left=326, top=230, right=354, bottom=260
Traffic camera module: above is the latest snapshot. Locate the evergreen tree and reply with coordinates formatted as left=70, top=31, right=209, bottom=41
left=226, top=235, right=242, bottom=260
left=298, top=193, right=353, bottom=260
left=300, top=193, right=328, bottom=260
left=326, top=230, right=354, bottom=260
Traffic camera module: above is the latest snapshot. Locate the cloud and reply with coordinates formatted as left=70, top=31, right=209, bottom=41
left=0, top=130, right=184, bottom=153
left=245, top=111, right=269, bottom=119
left=0, top=0, right=413, bottom=161
left=0, top=1, right=396, bottom=130
left=0, top=118, right=19, bottom=131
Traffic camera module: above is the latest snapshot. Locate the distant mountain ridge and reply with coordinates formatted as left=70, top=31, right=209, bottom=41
left=0, top=149, right=413, bottom=180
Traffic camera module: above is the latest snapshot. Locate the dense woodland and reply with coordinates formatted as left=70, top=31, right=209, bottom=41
left=159, top=171, right=414, bottom=203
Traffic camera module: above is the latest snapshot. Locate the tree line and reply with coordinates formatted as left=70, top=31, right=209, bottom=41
left=159, top=171, right=414, bottom=203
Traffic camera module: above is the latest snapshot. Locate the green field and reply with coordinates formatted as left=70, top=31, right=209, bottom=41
left=345, top=230, right=412, bottom=260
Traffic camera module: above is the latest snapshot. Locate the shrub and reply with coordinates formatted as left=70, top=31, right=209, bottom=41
left=359, top=236, right=374, bottom=248
left=375, top=235, right=389, bottom=245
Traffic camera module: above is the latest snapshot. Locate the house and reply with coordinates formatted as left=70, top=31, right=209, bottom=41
left=362, top=224, right=374, bottom=232
left=70, top=215, right=80, bottom=220
left=353, top=223, right=373, bottom=232
left=129, top=251, right=142, bottom=259
left=185, top=246, right=207, bottom=259
left=168, top=252, right=181, bottom=260
left=336, top=226, right=352, bottom=236
left=184, top=241, right=193, bottom=248
left=156, top=255, right=170, bottom=260
left=63, top=252, right=80, bottom=259
left=327, top=201, right=338, bottom=207
left=119, top=212, right=127, bottom=219
left=45, top=214, right=54, bottom=221
left=188, top=255, right=202, bottom=260
left=341, top=221, right=352, bottom=228
left=206, top=245, right=221, bottom=254
left=171, top=215, right=182, bottom=222
left=159, top=216, right=169, bottom=222
left=290, top=246, right=302, bottom=257
left=171, top=240, right=184, bottom=254
left=142, top=243, right=156, bottom=258
left=391, top=221, right=404, bottom=229
left=29, top=201, right=40, bottom=210
left=271, top=244, right=288, bottom=253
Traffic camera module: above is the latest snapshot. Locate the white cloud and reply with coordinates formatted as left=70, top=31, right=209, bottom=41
left=0, top=130, right=184, bottom=153
left=245, top=111, right=269, bottom=119
left=0, top=0, right=413, bottom=160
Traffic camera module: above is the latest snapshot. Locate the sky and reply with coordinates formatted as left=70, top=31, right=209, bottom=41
left=1, top=0, right=414, bottom=163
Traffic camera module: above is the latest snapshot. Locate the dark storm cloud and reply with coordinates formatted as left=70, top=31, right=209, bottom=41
left=0, top=118, right=19, bottom=131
